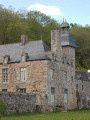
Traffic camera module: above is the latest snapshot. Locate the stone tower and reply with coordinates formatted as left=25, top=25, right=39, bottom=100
left=60, top=20, right=77, bottom=109
left=47, top=20, right=77, bottom=110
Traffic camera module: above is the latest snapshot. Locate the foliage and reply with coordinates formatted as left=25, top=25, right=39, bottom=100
left=0, top=5, right=90, bottom=70
left=0, top=99, right=6, bottom=114
left=69, top=25, right=90, bottom=70
left=15, top=106, right=19, bottom=114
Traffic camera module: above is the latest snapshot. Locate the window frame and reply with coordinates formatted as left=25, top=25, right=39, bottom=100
left=20, top=88, right=26, bottom=93
left=2, top=89, right=7, bottom=92
left=76, top=84, right=78, bottom=90
left=82, top=85, right=83, bottom=90
left=20, top=67, right=26, bottom=81
left=51, top=69, right=54, bottom=80
left=64, top=89, right=68, bottom=104
left=51, top=87, right=55, bottom=106
left=64, top=71, right=67, bottom=82
left=2, top=68, right=8, bottom=83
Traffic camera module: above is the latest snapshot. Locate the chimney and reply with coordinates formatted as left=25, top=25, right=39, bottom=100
left=51, top=30, right=62, bottom=61
left=21, top=34, right=28, bottom=45
left=51, top=30, right=61, bottom=53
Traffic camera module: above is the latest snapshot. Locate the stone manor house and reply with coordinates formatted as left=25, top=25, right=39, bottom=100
left=0, top=21, right=78, bottom=110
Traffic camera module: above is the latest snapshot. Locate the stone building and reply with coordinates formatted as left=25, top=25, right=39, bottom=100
left=0, top=21, right=77, bottom=110
left=76, top=71, right=90, bottom=108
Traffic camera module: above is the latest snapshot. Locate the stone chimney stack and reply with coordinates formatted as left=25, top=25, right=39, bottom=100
left=51, top=30, right=62, bottom=61
left=21, top=34, right=28, bottom=45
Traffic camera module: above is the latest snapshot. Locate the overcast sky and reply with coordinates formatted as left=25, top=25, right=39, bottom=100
left=0, top=0, right=90, bottom=26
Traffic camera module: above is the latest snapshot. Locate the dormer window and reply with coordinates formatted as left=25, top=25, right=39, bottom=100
left=21, top=55, right=25, bottom=62
left=21, top=52, right=28, bottom=62
left=4, top=57, right=7, bottom=64
left=3, top=55, right=10, bottom=64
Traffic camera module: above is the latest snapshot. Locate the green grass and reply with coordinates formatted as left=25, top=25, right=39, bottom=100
left=2, top=110, right=90, bottom=120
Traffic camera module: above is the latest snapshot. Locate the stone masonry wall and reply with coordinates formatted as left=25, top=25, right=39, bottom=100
left=0, top=92, right=36, bottom=114
left=0, top=60, right=48, bottom=106
left=76, top=79, right=90, bottom=108
left=62, top=46, right=77, bottom=109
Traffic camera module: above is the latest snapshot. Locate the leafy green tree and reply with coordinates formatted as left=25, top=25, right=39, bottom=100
left=0, top=5, right=89, bottom=70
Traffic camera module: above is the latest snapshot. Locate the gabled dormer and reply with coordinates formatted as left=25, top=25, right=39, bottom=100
left=3, top=55, right=10, bottom=64
left=21, top=52, right=28, bottom=62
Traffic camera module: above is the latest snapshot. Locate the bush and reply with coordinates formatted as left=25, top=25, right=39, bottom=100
left=0, top=99, right=6, bottom=114
left=53, top=105, right=64, bottom=112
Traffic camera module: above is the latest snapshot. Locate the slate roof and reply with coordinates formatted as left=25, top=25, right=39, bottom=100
left=61, top=31, right=76, bottom=47
left=0, top=40, right=50, bottom=63
left=0, top=31, right=76, bottom=63
left=76, top=71, right=90, bottom=81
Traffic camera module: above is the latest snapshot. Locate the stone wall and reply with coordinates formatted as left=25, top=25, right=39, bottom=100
left=76, top=79, right=90, bottom=108
left=0, top=92, right=36, bottom=114
left=0, top=60, right=48, bottom=105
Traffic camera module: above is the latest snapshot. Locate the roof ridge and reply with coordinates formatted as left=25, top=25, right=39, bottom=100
left=0, top=40, right=43, bottom=47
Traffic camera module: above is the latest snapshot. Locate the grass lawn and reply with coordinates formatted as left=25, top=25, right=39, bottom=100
left=2, top=110, right=90, bottom=120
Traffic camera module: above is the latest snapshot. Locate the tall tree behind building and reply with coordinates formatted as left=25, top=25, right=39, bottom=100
left=0, top=5, right=90, bottom=70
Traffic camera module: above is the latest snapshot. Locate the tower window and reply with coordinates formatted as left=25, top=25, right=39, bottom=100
left=71, top=76, right=73, bottom=81
left=76, top=84, right=78, bottom=90
left=64, top=72, right=67, bottom=82
left=71, top=61, right=73, bottom=67
left=82, top=85, right=83, bottom=90
left=51, top=69, right=54, bottom=80
left=64, top=89, right=68, bottom=104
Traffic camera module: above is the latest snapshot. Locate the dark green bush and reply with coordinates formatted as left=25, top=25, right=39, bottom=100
left=0, top=99, right=6, bottom=114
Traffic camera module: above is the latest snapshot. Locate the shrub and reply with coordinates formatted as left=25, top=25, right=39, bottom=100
left=15, top=106, right=20, bottom=114
left=0, top=99, right=6, bottom=114
left=53, top=105, right=64, bottom=112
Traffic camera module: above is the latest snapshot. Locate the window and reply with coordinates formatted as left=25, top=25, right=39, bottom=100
left=3, top=55, right=10, bottom=64
left=71, top=61, right=73, bottom=67
left=20, top=88, right=26, bottom=93
left=76, top=84, right=78, bottom=90
left=64, top=89, right=68, bottom=104
left=51, top=87, right=55, bottom=106
left=62, top=56, right=66, bottom=64
left=82, top=85, right=83, bottom=90
left=2, top=89, right=7, bottom=92
left=70, top=92, right=73, bottom=103
left=4, top=57, right=7, bottom=64
left=64, top=72, right=67, bottom=82
left=21, top=53, right=28, bottom=62
left=88, top=100, right=90, bottom=106
left=82, top=99, right=85, bottom=105
left=71, top=76, right=73, bottom=81
left=82, top=79, right=83, bottom=83
left=2, top=68, right=8, bottom=83
left=20, top=68, right=26, bottom=81
left=51, top=69, right=54, bottom=80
